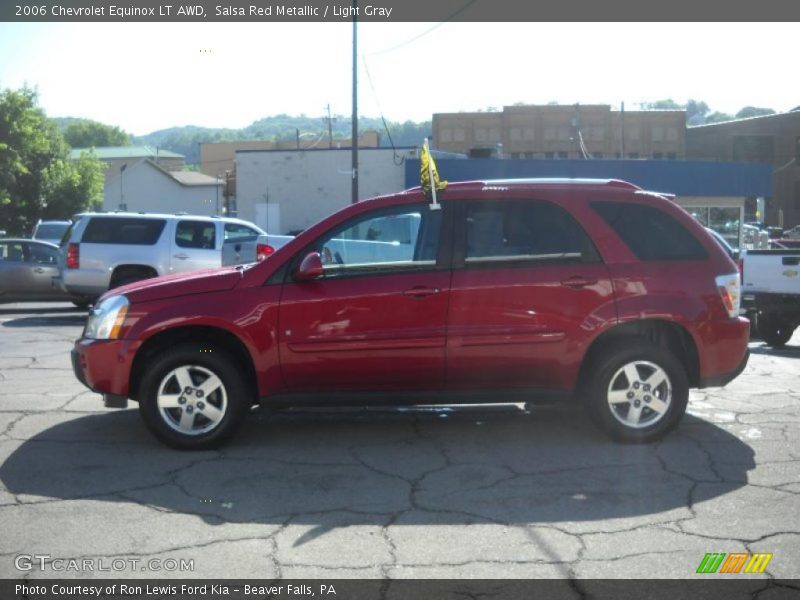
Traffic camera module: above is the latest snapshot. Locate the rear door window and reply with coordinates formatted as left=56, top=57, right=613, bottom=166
left=592, top=202, right=708, bottom=261
left=463, top=200, right=598, bottom=264
left=0, top=242, right=26, bottom=262
left=28, top=244, right=58, bottom=264
left=82, top=218, right=166, bottom=245
left=176, top=220, right=217, bottom=249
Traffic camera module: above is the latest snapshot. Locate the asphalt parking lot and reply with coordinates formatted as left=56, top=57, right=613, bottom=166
left=0, top=302, right=799, bottom=582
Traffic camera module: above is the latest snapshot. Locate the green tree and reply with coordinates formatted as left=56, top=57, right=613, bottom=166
left=685, top=99, right=711, bottom=125
left=0, top=87, right=105, bottom=234
left=41, top=152, right=105, bottom=217
left=640, top=99, right=683, bottom=110
left=63, top=119, right=131, bottom=148
left=704, top=111, right=735, bottom=124
left=735, top=106, right=776, bottom=119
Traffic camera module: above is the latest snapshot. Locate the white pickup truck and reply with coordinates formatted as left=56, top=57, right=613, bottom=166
left=741, top=249, right=800, bottom=346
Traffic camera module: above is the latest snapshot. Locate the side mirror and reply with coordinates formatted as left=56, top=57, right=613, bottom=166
left=293, top=251, right=324, bottom=281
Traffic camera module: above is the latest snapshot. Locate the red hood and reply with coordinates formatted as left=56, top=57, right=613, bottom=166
left=103, top=266, right=245, bottom=304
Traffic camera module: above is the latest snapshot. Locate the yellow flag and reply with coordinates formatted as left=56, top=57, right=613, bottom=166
left=420, top=139, right=447, bottom=198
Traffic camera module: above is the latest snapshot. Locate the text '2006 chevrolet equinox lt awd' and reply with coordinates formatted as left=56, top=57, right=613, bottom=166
left=71, top=179, right=749, bottom=449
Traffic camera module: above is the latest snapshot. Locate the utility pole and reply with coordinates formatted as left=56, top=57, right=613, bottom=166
left=351, top=1, right=359, bottom=204
left=620, top=101, right=626, bottom=159
left=324, top=104, right=335, bottom=148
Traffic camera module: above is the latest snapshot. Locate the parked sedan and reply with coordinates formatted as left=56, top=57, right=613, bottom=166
left=0, top=238, right=89, bottom=306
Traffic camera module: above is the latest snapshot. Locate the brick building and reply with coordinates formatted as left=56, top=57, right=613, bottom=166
left=433, top=104, right=686, bottom=161
left=686, top=110, right=800, bottom=227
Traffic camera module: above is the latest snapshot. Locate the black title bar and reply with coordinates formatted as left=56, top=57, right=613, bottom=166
left=3, top=579, right=800, bottom=600
left=3, top=0, right=800, bottom=22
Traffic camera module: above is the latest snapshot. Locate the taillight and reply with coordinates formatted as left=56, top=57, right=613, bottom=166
left=66, top=243, right=79, bottom=269
left=256, top=243, right=274, bottom=262
left=715, top=273, right=741, bottom=318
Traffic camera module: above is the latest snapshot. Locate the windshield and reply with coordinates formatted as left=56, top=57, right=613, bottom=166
left=34, top=223, right=70, bottom=239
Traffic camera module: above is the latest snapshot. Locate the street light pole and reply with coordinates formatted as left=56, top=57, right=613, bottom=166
left=351, top=0, right=358, bottom=204
left=119, top=163, right=127, bottom=211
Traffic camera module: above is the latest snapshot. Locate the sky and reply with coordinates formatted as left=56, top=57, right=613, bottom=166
left=0, top=22, right=796, bottom=136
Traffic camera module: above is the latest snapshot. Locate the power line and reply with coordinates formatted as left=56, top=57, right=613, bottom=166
left=361, top=54, right=404, bottom=165
left=363, top=0, right=479, bottom=57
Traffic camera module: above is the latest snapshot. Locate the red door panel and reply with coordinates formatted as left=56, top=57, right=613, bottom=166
left=278, top=271, right=450, bottom=391
left=447, top=263, right=615, bottom=390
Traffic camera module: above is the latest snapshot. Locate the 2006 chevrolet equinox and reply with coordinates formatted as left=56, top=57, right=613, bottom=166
left=71, top=179, right=750, bottom=449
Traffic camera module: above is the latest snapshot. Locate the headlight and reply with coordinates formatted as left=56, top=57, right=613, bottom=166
left=84, top=295, right=129, bottom=340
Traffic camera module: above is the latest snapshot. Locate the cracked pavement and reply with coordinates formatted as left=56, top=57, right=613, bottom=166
left=0, top=302, right=799, bottom=582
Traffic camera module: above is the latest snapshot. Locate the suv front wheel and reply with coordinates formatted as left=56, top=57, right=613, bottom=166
left=138, top=344, right=250, bottom=449
left=583, top=339, right=689, bottom=443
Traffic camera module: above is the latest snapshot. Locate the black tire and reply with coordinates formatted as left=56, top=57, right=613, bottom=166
left=582, top=338, right=689, bottom=443
left=138, top=343, right=251, bottom=450
left=757, top=313, right=794, bottom=348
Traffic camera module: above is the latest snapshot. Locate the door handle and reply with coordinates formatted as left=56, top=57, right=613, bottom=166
left=173, top=254, right=189, bottom=260
left=34, top=267, right=45, bottom=273
left=403, top=286, right=441, bottom=298
left=560, top=276, right=596, bottom=288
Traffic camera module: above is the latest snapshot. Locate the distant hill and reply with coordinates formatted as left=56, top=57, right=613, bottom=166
left=50, top=115, right=430, bottom=166
left=133, top=115, right=431, bottom=165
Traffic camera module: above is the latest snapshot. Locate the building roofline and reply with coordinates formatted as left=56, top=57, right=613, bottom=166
left=236, top=146, right=416, bottom=155
left=103, top=159, right=221, bottom=189
left=688, top=110, right=800, bottom=129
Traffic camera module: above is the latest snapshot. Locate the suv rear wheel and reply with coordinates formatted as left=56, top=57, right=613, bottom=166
left=138, top=343, right=250, bottom=449
left=583, top=339, right=689, bottom=443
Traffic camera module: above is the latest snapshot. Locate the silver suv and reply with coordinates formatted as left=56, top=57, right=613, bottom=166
left=55, top=212, right=291, bottom=300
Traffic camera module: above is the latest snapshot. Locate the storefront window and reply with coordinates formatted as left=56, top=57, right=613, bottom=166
left=684, top=206, right=741, bottom=248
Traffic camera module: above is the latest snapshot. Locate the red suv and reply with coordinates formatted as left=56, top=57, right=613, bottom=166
left=71, top=179, right=749, bottom=449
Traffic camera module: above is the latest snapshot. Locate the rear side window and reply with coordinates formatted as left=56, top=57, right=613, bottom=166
left=176, top=220, right=217, bottom=249
left=592, top=202, right=708, bottom=261
left=465, top=200, right=598, bottom=263
left=223, top=223, right=260, bottom=242
left=82, top=218, right=166, bottom=245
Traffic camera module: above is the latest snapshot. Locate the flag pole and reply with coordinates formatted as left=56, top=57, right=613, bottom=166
left=425, top=139, right=441, bottom=211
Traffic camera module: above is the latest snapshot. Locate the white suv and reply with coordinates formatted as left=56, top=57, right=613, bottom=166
left=55, top=212, right=292, bottom=300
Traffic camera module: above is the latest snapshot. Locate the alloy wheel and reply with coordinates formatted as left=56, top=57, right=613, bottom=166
left=606, top=360, right=672, bottom=429
left=156, top=365, right=228, bottom=436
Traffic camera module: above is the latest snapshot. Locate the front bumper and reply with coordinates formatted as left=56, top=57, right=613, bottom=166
left=71, top=338, right=138, bottom=403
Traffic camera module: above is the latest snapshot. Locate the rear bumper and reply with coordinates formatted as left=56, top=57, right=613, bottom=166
left=699, top=349, right=749, bottom=388
left=697, top=316, right=750, bottom=388
left=61, top=268, right=109, bottom=296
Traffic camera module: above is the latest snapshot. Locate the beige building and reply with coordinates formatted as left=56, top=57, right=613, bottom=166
left=103, top=159, right=223, bottom=215
left=433, top=104, right=686, bottom=160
